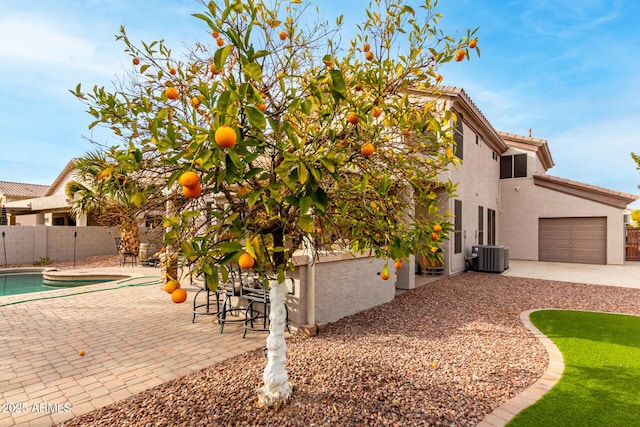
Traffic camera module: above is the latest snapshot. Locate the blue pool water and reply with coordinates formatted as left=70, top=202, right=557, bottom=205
left=0, top=273, right=102, bottom=296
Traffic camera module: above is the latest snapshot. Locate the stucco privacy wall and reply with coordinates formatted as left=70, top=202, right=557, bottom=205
left=276, top=252, right=395, bottom=327
left=0, top=226, right=118, bottom=265
left=499, top=179, right=626, bottom=264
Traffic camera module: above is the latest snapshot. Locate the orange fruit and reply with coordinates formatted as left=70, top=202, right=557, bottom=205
left=169, top=68, right=177, bottom=75
left=171, top=288, right=187, bottom=303
left=215, top=126, right=237, bottom=148
left=78, top=350, right=85, bottom=356
left=468, top=38, right=477, bottom=49
left=433, top=224, right=443, bottom=232
left=371, top=106, right=382, bottom=118
left=394, top=260, right=403, bottom=269
left=363, top=43, right=371, bottom=52
left=381, top=264, right=390, bottom=280
left=323, top=59, right=334, bottom=68
left=361, top=143, right=375, bottom=157
left=132, top=57, right=140, bottom=65
left=238, top=253, right=255, bottom=269
left=365, top=51, right=374, bottom=61
left=179, top=171, right=199, bottom=188
left=257, top=103, right=267, bottom=112
left=435, top=74, right=443, bottom=83
left=431, top=232, right=439, bottom=241
left=182, top=183, right=202, bottom=198
left=446, top=146, right=453, bottom=158
left=279, top=31, right=288, bottom=40
left=237, top=186, right=251, bottom=197
left=165, top=87, right=179, bottom=100
left=455, top=49, right=466, bottom=62
left=354, top=83, right=363, bottom=91
left=216, top=37, right=224, bottom=47
left=164, top=279, right=180, bottom=294
left=347, top=112, right=360, bottom=125
left=431, top=246, right=439, bottom=253
left=211, top=65, right=222, bottom=75
left=211, top=30, right=219, bottom=38
left=190, top=97, right=200, bottom=108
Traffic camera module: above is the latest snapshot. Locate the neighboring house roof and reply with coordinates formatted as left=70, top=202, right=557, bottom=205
left=499, top=131, right=554, bottom=171
left=0, top=181, right=50, bottom=200
left=534, top=173, right=639, bottom=209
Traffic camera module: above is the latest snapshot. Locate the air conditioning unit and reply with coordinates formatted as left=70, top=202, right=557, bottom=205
left=473, top=245, right=509, bottom=273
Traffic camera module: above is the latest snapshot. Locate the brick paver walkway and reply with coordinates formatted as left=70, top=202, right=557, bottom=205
left=0, top=270, right=264, bottom=426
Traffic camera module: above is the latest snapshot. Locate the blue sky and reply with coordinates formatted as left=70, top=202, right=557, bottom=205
left=1, top=0, right=638, bottom=207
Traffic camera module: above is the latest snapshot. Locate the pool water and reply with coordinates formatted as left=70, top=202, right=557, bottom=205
left=0, top=273, right=100, bottom=296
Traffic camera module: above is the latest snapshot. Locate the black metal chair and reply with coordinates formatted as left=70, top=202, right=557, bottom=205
left=242, top=275, right=293, bottom=338
left=115, top=237, right=137, bottom=267
left=217, top=265, right=246, bottom=333
left=192, top=271, right=222, bottom=323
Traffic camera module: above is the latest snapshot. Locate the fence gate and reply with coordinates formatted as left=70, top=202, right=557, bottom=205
left=626, top=228, right=640, bottom=261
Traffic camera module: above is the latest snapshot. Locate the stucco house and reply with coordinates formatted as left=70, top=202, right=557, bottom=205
left=4, top=87, right=637, bottom=270
left=0, top=180, right=50, bottom=225
left=425, top=86, right=638, bottom=274
left=2, top=161, right=81, bottom=226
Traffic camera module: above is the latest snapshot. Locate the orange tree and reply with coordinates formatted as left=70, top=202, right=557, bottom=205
left=72, top=0, right=478, bottom=409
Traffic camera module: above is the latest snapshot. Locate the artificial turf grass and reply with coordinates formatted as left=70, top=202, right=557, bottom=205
left=507, top=310, right=640, bottom=427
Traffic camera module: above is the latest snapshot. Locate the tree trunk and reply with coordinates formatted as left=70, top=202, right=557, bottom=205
left=257, top=278, right=291, bottom=409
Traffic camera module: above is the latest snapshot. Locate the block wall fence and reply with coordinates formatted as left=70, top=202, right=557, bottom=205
left=0, top=226, right=119, bottom=265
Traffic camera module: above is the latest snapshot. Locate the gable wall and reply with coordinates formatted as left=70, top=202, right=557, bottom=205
left=443, top=118, right=502, bottom=273
left=500, top=177, right=626, bottom=264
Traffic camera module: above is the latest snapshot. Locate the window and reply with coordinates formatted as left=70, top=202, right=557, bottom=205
left=488, top=208, right=496, bottom=245
left=478, top=206, right=484, bottom=245
left=453, top=114, right=463, bottom=160
left=500, top=154, right=527, bottom=179
left=492, top=151, right=498, bottom=161
left=454, top=199, right=462, bottom=253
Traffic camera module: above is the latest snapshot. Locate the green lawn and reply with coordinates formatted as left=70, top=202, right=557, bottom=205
left=507, top=310, right=640, bottom=427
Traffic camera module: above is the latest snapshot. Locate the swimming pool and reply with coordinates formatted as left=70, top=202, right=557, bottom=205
left=0, top=272, right=108, bottom=296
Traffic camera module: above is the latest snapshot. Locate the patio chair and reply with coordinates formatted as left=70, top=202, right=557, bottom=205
left=217, top=264, right=246, bottom=333
left=115, top=237, right=137, bottom=267
left=191, top=271, right=222, bottom=323
left=242, top=275, right=293, bottom=338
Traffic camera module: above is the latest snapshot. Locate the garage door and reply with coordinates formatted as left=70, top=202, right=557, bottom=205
left=539, top=217, right=607, bottom=264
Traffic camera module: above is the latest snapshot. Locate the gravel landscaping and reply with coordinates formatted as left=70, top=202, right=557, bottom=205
left=58, top=271, right=640, bottom=426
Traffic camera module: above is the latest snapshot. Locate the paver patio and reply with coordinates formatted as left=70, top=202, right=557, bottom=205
left=0, top=269, right=265, bottom=426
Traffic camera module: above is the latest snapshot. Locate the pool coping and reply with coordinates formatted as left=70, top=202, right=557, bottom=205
left=0, top=266, right=162, bottom=306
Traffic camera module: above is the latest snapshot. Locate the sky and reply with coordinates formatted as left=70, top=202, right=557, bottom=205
left=1, top=0, right=639, bottom=207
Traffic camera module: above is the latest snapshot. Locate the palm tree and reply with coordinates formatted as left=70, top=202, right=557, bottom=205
left=65, top=150, right=158, bottom=256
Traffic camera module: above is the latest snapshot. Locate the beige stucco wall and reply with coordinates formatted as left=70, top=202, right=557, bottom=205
left=441, top=120, right=502, bottom=274
left=0, top=225, right=119, bottom=265
left=499, top=178, right=626, bottom=264
left=286, top=252, right=395, bottom=326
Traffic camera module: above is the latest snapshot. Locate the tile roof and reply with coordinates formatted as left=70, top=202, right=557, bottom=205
left=533, top=173, right=639, bottom=209
left=0, top=181, right=50, bottom=198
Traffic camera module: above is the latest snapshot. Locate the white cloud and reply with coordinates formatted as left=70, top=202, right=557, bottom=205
left=0, top=13, right=119, bottom=77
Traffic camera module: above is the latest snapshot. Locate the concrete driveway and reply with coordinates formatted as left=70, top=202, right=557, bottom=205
left=503, top=259, right=640, bottom=289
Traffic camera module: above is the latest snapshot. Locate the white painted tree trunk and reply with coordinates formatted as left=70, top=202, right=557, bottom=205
left=257, top=279, right=291, bottom=409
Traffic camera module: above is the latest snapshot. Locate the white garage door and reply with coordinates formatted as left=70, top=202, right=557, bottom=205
left=539, top=217, right=607, bottom=265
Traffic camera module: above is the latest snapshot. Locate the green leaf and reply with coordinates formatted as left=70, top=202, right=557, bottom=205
left=298, top=162, right=308, bottom=184
left=319, top=157, right=335, bottom=173
left=131, top=191, right=145, bottom=207
left=298, top=214, right=314, bottom=233
left=245, top=106, right=266, bottom=129
left=299, top=196, right=312, bottom=214
left=217, top=242, right=243, bottom=252
left=243, top=62, right=263, bottom=82
left=329, top=69, right=346, bottom=94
